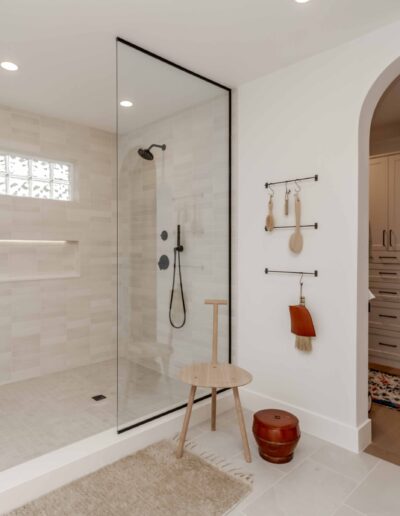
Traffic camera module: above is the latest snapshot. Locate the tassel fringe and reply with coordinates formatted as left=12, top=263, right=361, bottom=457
left=295, top=335, right=312, bottom=352
left=171, top=433, right=253, bottom=485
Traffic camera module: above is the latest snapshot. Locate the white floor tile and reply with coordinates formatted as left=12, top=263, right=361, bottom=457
left=228, top=451, right=284, bottom=506
left=242, top=458, right=356, bottom=516
left=250, top=431, right=326, bottom=475
left=312, top=442, right=379, bottom=482
left=346, top=460, right=400, bottom=515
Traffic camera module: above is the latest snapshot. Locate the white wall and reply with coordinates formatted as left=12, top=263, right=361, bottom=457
left=236, top=20, right=400, bottom=451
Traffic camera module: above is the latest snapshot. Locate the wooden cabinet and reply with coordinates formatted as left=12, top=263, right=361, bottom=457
left=388, top=154, right=400, bottom=251
left=370, top=154, right=400, bottom=252
left=369, top=156, right=388, bottom=252
left=369, top=153, right=400, bottom=367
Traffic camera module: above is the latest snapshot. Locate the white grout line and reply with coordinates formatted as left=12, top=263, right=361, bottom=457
left=334, top=459, right=382, bottom=515
left=190, top=411, right=376, bottom=516
left=306, top=456, right=366, bottom=485
left=341, top=504, right=366, bottom=515
left=223, top=436, right=379, bottom=516
left=230, top=446, right=318, bottom=513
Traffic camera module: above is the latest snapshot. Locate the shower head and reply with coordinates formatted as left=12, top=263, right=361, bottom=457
left=138, top=143, right=166, bottom=161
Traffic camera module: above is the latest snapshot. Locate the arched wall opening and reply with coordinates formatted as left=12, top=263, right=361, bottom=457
left=357, top=56, right=400, bottom=444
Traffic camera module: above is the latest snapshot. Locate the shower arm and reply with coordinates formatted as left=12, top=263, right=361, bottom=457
left=148, top=144, right=166, bottom=152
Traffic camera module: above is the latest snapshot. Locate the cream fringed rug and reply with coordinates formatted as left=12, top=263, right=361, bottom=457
left=9, top=440, right=252, bottom=516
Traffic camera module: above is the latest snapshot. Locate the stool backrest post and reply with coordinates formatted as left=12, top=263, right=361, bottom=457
left=204, top=299, right=228, bottom=365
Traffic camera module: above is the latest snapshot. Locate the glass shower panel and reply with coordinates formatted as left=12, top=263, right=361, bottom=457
left=117, top=39, right=230, bottom=431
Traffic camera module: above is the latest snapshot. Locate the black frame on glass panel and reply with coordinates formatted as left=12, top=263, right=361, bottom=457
left=116, top=37, right=232, bottom=434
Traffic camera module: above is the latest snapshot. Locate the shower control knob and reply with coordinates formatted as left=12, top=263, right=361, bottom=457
left=160, top=230, right=168, bottom=241
left=158, top=255, right=169, bottom=270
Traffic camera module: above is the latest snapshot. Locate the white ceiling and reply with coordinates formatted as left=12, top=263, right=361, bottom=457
left=372, top=76, right=400, bottom=127
left=1, top=0, right=400, bottom=132
left=117, top=42, right=226, bottom=134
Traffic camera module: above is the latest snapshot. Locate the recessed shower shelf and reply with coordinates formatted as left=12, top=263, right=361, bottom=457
left=0, top=272, right=81, bottom=283
left=0, top=239, right=79, bottom=245
left=0, top=239, right=80, bottom=282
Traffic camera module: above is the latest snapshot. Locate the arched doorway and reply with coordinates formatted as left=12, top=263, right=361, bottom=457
left=357, top=57, right=400, bottom=458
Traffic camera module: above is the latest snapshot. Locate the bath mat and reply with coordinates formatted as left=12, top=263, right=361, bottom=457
left=369, top=369, right=400, bottom=410
left=8, top=440, right=252, bottom=516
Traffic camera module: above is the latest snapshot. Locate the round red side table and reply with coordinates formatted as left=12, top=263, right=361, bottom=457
left=252, top=409, right=300, bottom=464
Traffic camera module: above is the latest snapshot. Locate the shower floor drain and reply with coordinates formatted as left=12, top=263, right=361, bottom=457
left=92, top=394, right=107, bottom=401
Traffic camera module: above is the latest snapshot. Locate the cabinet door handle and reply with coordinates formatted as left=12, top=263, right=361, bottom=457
left=379, top=342, right=398, bottom=348
left=378, top=256, right=397, bottom=259
left=379, top=290, right=397, bottom=295
left=379, top=314, right=397, bottom=319
left=379, top=271, right=397, bottom=275
left=383, top=229, right=386, bottom=248
left=390, top=229, right=393, bottom=248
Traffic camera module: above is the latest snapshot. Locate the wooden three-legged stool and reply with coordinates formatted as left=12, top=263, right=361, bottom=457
left=176, top=299, right=252, bottom=462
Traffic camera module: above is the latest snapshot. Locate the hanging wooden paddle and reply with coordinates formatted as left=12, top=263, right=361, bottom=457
left=289, top=193, right=303, bottom=253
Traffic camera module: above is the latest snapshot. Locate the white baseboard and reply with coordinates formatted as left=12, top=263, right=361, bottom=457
left=240, top=387, right=371, bottom=453
left=0, top=392, right=234, bottom=515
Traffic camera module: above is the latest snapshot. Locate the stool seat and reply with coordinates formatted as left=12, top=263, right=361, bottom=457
left=179, top=363, right=252, bottom=389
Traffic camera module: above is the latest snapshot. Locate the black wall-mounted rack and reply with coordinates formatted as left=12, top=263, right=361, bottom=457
left=265, top=269, right=318, bottom=277
left=265, top=174, right=318, bottom=189
left=265, top=223, right=318, bottom=232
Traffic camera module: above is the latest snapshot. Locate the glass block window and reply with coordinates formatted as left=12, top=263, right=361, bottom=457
left=0, top=152, right=73, bottom=201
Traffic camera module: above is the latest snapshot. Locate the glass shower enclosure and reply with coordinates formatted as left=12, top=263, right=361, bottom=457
left=117, top=38, right=231, bottom=432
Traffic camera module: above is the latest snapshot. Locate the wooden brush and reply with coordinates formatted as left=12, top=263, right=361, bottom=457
left=289, top=297, right=316, bottom=352
left=265, top=195, right=275, bottom=232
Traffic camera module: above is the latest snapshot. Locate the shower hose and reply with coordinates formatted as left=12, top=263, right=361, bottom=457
left=169, top=246, right=186, bottom=329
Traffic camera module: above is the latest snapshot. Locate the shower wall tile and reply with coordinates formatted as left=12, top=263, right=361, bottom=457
left=0, top=104, right=117, bottom=385
left=118, top=93, right=230, bottom=381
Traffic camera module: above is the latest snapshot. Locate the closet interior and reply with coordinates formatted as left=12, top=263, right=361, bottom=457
left=367, top=75, right=400, bottom=465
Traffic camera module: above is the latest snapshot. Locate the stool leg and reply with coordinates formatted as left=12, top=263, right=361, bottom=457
left=233, top=387, right=251, bottom=463
left=176, top=385, right=197, bottom=458
left=211, top=388, right=217, bottom=431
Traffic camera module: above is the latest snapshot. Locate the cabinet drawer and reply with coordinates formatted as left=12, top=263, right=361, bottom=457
left=370, top=251, right=400, bottom=265
left=370, top=304, right=400, bottom=331
left=369, top=333, right=400, bottom=356
left=369, top=268, right=400, bottom=283
left=370, top=285, right=400, bottom=302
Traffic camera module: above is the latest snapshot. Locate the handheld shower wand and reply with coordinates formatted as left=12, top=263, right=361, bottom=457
left=176, top=225, right=184, bottom=252
left=169, top=224, right=186, bottom=328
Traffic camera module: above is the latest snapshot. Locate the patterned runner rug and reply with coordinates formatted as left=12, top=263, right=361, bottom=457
left=369, top=369, right=400, bottom=410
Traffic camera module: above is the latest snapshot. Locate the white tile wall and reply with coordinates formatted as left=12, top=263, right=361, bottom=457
left=117, top=93, right=230, bottom=391
left=0, top=105, right=117, bottom=385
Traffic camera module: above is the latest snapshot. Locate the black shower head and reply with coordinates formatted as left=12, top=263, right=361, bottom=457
left=138, top=143, right=166, bottom=161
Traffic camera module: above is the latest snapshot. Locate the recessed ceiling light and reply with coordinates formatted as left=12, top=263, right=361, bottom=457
left=1, top=61, right=18, bottom=72
left=120, top=100, right=133, bottom=108
left=295, top=0, right=310, bottom=3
